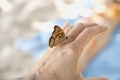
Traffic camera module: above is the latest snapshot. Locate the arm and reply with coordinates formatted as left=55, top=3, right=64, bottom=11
left=78, top=0, right=120, bottom=72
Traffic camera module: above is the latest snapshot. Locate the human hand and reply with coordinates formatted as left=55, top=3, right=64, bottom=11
left=24, top=22, right=108, bottom=80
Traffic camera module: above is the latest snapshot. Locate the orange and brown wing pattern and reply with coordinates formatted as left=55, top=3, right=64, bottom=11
left=49, top=25, right=68, bottom=48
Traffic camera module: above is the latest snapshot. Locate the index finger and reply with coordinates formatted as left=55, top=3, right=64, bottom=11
left=71, top=25, right=108, bottom=51
left=67, top=23, right=97, bottom=41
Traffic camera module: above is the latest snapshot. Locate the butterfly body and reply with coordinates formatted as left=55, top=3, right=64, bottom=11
left=49, top=25, right=68, bottom=48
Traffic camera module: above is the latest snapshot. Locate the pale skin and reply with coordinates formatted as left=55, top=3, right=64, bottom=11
left=15, top=22, right=108, bottom=80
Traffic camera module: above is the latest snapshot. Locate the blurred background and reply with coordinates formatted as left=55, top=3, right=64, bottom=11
left=0, top=0, right=120, bottom=80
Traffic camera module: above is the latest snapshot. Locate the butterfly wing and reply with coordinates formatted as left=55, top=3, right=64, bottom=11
left=49, top=37, right=55, bottom=48
left=56, top=30, right=67, bottom=44
left=52, top=25, right=63, bottom=37
left=49, top=25, right=67, bottom=48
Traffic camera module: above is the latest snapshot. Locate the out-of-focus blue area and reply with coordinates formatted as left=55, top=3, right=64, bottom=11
left=84, top=26, right=120, bottom=80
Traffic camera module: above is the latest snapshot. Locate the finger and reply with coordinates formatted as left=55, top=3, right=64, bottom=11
left=85, top=77, right=108, bottom=80
left=63, top=22, right=70, bottom=30
left=67, top=23, right=97, bottom=41
left=72, top=26, right=108, bottom=50
left=65, top=26, right=73, bottom=35
left=63, top=22, right=72, bottom=34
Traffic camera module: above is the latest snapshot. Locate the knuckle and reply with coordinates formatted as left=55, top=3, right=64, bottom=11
left=76, top=23, right=85, bottom=28
left=82, top=27, right=97, bottom=39
left=84, top=27, right=94, bottom=34
left=70, top=42, right=79, bottom=51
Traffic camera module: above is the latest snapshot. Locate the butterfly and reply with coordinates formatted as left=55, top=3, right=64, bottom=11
left=49, top=25, right=68, bottom=48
